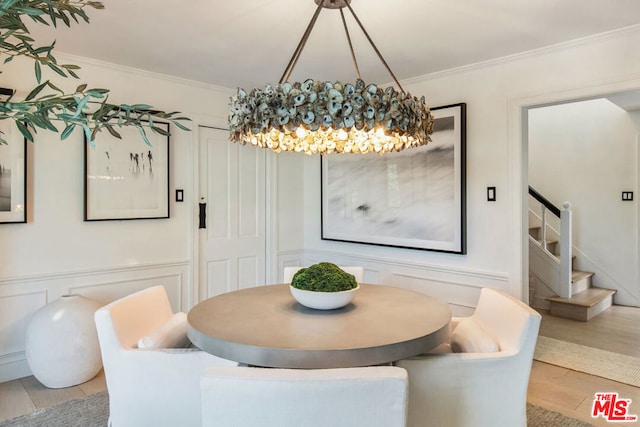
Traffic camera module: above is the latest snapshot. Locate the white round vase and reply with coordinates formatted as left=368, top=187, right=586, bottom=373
left=25, top=294, right=103, bottom=388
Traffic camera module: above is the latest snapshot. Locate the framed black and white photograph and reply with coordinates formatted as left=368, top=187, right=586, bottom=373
left=0, top=121, right=27, bottom=224
left=84, top=122, right=170, bottom=221
left=321, top=102, right=466, bottom=254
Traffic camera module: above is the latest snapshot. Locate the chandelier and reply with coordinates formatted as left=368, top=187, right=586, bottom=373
left=228, top=0, right=434, bottom=155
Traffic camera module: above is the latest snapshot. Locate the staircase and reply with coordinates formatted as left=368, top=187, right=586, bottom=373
left=528, top=187, right=616, bottom=322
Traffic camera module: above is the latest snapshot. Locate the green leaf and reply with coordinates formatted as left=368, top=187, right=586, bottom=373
left=25, top=81, right=47, bottom=101
left=60, top=124, right=75, bottom=140
left=31, top=14, right=49, bottom=25
left=33, top=45, right=53, bottom=55
left=130, top=104, right=153, bottom=110
left=46, top=81, right=63, bottom=94
left=13, top=6, right=45, bottom=16
left=83, top=124, right=95, bottom=147
left=35, top=61, right=42, bottom=83
left=0, top=0, right=20, bottom=12
left=138, top=126, right=151, bottom=146
left=173, top=121, right=191, bottom=132
left=104, top=124, right=121, bottom=139
left=58, top=10, right=70, bottom=26
left=46, top=62, right=67, bottom=78
left=151, top=125, right=170, bottom=136
left=76, top=83, right=87, bottom=93
left=47, top=4, right=57, bottom=27
left=86, top=91, right=105, bottom=99
left=16, top=121, right=33, bottom=142
left=73, top=95, right=90, bottom=117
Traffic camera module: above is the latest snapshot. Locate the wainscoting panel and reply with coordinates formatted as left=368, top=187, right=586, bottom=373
left=303, top=249, right=510, bottom=316
left=0, top=291, right=46, bottom=357
left=276, top=251, right=305, bottom=284
left=0, top=261, right=191, bottom=383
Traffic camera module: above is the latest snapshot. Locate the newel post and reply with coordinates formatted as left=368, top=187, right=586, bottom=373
left=559, top=202, right=572, bottom=298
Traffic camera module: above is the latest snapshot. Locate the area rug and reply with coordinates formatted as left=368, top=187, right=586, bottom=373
left=0, top=390, right=592, bottom=427
left=527, top=403, right=594, bottom=427
left=535, top=335, right=640, bottom=388
left=0, top=391, right=109, bottom=427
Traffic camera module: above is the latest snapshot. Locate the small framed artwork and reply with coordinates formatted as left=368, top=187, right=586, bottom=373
left=0, top=120, right=27, bottom=224
left=321, top=102, right=467, bottom=254
left=84, top=122, right=170, bottom=221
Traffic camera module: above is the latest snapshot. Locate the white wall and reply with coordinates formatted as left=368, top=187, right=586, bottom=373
left=0, top=54, right=236, bottom=381
left=529, top=99, right=639, bottom=305
left=273, top=151, right=306, bottom=279
left=302, top=26, right=640, bottom=309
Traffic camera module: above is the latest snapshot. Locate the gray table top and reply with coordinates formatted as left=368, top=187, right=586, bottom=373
left=187, top=283, right=451, bottom=369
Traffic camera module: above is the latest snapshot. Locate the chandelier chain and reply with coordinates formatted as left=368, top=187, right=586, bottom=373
left=340, top=7, right=361, bottom=80
left=279, top=2, right=324, bottom=84
left=344, top=3, right=404, bottom=92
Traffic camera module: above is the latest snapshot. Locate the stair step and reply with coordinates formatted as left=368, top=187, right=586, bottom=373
left=571, top=270, right=594, bottom=283
left=528, top=226, right=540, bottom=240
left=571, top=269, right=593, bottom=294
left=546, top=288, right=616, bottom=321
left=531, top=237, right=559, bottom=255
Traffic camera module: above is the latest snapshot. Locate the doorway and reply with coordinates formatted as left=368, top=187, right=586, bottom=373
left=524, top=93, right=640, bottom=307
left=197, top=126, right=267, bottom=298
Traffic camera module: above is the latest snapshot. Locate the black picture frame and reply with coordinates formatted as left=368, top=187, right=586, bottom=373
left=321, top=102, right=467, bottom=254
left=84, top=122, right=170, bottom=221
left=0, top=120, right=27, bottom=224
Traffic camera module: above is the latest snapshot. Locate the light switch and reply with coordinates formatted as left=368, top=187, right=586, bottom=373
left=487, top=187, right=496, bottom=202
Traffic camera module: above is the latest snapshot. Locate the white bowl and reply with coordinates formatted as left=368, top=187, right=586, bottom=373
left=289, top=285, right=360, bottom=310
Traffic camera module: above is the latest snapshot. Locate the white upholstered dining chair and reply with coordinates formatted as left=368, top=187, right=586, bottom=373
left=396, top=287, right=541, bottom=427
left=201, top=366, right=408, bottom=427
left=283, top=265, right=364, bottom=283
left=94, top=285, right=237, bottom=427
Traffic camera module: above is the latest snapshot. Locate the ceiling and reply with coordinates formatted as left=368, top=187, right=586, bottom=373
left=27, top=0, right=640, bottom=91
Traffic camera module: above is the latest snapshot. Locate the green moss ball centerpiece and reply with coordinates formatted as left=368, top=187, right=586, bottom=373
left=290, top=262, right=359, bottom=310
left=291, top=262, right=358, bottom=292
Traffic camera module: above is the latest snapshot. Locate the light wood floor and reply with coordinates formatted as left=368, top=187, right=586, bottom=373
left=0, top=369, right=106, bottom=422
left=1, top=305, right=639, bottom=425
left=528, top=305, right=640, bottom=427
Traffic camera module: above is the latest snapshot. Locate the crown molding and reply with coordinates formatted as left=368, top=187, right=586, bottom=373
left=402, top=24, right=640, bottom=86
left=54, top=51, right=234, bottom=95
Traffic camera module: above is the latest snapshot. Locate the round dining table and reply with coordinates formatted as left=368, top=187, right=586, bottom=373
left=187, top=283, right=451, bottom=369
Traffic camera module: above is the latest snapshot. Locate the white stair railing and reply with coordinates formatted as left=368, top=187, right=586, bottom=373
left=559, top=202, right=572, bottom=298
left=529, top=187, right=573, bottom=298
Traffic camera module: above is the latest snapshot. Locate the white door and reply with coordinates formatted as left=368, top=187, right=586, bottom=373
left=198, top=127, right=266, bottom=298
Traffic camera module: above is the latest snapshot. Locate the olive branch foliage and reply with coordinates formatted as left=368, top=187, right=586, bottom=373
left=0, top=0, right=190, bottom=146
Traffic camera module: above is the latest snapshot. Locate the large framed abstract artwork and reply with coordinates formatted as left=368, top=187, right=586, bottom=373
left=0, top=120, right=27, bottom=224
left=84, top=122, right=170, bottom=221
left=321, top=102, right=466, bottom=254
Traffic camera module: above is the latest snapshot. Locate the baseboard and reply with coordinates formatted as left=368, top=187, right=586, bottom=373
left=0, top=352, right=31, bottom=383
